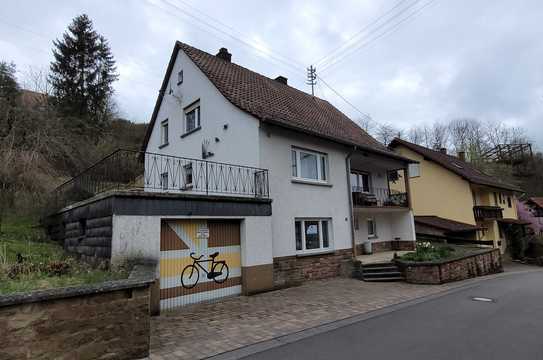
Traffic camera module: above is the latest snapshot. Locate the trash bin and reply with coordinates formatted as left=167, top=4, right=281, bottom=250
left=363, top=241, right=372, bottom=255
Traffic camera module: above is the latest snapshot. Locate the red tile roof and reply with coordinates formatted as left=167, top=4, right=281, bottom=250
left=389, top=138, right=523, bottom=192
left=415, top=216, right=481, bottom=233
left=526, top=197, right=543, bottom=209
left=143, top=42, right=404, bottom=160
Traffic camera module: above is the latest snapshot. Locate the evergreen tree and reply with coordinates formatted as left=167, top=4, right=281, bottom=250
left=49, top=14, right=118, bottom=125
left=0, top=61, right=20, bottom=105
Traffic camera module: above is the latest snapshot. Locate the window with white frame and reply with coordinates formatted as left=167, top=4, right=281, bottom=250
left=408, top=163, right=420, bottom=178
left=184, top=101, right=201, bottom=134
left=291, top=148, right=328, bottom=182
left=160, top=119, right=169, bottom=146
left=295, top=219, right=332, bottom=254
left=367, top=218, right=377, bottom=238
left=161, top=172, right=169, bottom=190
left=351, top=171, right=371, bottom=192
left=177, top=70, right=183, bottom=85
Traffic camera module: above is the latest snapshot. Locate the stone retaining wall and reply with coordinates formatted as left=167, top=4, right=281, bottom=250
left=273, top=249, right=353, bottom=287
left=395, top=248, right=502, bottom=284
left=0, top=264, right=156, bottom=360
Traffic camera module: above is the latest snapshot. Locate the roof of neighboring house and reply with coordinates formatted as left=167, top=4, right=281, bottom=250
left=142, top=41, right=411, bottom=162
left=526, top=197, right=543, bottom=208
left=389, top=138, right=523, bottom=192
left=414, top=216, right=481, bottom=233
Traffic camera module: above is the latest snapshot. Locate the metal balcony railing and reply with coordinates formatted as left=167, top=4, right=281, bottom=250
left=473, top=205, right=503, bottom=221
left=352, top=186, right=408, bottom=208
left=49, top=149, right=270, bottom=212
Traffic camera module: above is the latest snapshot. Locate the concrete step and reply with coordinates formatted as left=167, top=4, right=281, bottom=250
left=363, top=271, right=402, bottom=278
left=359, top=261, right=404, bottom=282
left=361, top=266, right=398, bottom=273
left=361, top=262, right=396, bottom=268
left=363, top=276, right=404, bottom=282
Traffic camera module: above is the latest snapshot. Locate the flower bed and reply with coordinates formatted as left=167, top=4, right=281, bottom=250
left=395, top=244, right=502, bottom=284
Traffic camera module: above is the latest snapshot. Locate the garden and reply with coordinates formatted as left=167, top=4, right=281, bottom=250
left=0, top=217, right=129, bottom=295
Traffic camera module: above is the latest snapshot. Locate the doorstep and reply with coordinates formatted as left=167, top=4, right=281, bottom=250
left=357, top=250, right=411, bottom=264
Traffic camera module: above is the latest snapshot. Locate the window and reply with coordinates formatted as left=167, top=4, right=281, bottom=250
left=408, top=163, right=420, bottom=178
left=183, top=163, right=193, bottom=188
left=160, top=119, right=169, bottom=146
left=291, top=148, right=328, bottom=182
left=294, top=219, right=332, bottom=254
left=161, top=172, right=169, bottom=190
left=507, top=196, right=512, bottom=208
left=367, top=218, right=377, bottom=238
left=351, top=171, right=371, bottom=193
left=184, top=101, right=201, bottom=134
left=177, top=70, right=183, bottom=85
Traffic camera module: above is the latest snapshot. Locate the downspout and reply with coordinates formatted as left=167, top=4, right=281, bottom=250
left=346, top=147, right=357, bottom=258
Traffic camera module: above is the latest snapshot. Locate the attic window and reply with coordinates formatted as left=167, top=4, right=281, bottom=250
left=177, top=70, right=183, bottom=85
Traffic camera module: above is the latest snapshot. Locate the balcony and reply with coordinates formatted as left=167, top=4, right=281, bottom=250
left=50, top=149, right=270, bottom=211
left=352, top=186, right=408, bottom=208
left=473, top=205, right=503, bottom=221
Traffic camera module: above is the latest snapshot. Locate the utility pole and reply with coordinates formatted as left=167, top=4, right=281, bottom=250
left=306, top=65, right=317, bottom=96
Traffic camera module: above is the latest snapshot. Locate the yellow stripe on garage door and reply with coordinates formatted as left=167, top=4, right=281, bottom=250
left=160, top=252, right=241, bottom=278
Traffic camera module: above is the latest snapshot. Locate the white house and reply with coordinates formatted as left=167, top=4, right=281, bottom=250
left=46, top=41, right=417, bottom=312
left=140, top=41, right=417, bottom=307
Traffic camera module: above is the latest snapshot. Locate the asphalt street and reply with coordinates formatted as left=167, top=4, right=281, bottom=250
left=243, top=270, right=543, bottom=360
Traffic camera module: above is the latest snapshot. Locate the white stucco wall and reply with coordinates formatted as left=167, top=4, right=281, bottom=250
left=145, top=50, right=261, bottom=167
left=111, top=215, right=161, bottom=266
left=259, top=125, right=353, bottom=257
left=354, top=210, right=416, bottom=245
left=240, top=216, right=273, bottom=266
left=111, top=215, right=274, bottom=271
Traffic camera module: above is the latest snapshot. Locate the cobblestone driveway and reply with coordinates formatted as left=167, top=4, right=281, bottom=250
left=150, top=278, right=460, bottom=360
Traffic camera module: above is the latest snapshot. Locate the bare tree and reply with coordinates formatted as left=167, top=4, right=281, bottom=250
left=20, top=66, right=52, bottom=96
left=375, top=123, right=402, bottom=146
left=429, top=122, right=449, bottom=150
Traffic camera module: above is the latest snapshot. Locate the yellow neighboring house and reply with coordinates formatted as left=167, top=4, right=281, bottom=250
left=389, top=138, right=525, bottom=253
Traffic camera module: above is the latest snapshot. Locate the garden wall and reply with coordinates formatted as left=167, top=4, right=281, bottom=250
left=0, top=264, right=156, bottom=360
left=395, top=248, right=502, bottom=284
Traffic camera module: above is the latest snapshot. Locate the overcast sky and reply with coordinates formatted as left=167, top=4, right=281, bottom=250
left=1, top=0, right=542, bottom=149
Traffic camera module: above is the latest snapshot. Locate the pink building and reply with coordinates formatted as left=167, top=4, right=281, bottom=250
left=517, top=198, right=543, bottom=236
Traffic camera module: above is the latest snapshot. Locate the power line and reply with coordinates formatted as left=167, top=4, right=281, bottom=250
left=320, top=0, right=438, bottom=74
left=150, top=0, right=306, bottom=78
left=317, top=74, right=372, bottom=121
left=315, top=0, right=415, bottom=67
left=317, top=0, right=423, bottom=69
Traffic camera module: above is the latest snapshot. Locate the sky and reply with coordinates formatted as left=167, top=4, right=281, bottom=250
left=1, top=0, right=543, bottom=149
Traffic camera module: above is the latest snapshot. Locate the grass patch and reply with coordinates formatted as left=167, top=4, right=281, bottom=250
left=0, top=217, right=129, bottom=295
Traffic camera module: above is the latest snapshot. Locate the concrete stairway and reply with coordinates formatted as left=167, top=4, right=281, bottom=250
left=359, top=262, right=404, bottom=282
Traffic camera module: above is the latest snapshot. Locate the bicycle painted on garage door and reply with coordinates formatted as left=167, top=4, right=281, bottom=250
left=181, top=251, right=229, bottom=288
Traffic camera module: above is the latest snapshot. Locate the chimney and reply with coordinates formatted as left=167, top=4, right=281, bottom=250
left=458, top=151, right=466, bottom=161
left=274, top=76, right=288, bottom=85
left=439, top=148, right=447, bottom=154
left=216, top=47, right=231, bottom=62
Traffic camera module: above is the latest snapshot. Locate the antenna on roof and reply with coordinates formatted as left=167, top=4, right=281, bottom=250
left=306, top=65, right=317, bottom=96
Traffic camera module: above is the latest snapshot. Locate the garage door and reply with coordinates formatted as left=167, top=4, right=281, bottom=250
left=159, top=219, right=242, bottom=310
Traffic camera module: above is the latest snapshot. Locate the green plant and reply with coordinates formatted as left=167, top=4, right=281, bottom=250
left=400, top=241, right=453, bottom=262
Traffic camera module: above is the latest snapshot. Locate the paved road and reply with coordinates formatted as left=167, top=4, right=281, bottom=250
left=244, top=271, right=543, bottom=360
